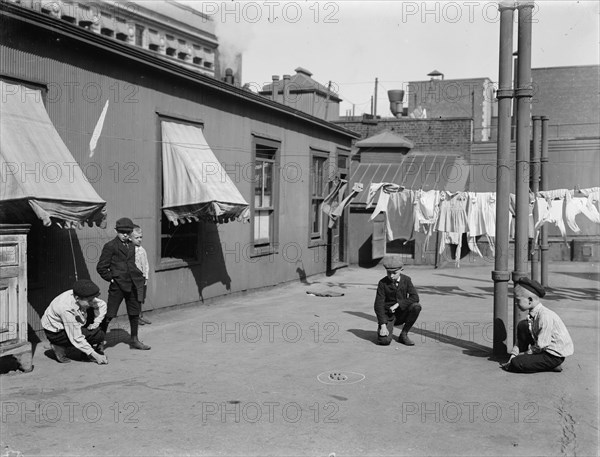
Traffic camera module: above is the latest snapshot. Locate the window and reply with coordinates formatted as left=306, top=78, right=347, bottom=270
left=158, top=117, right=202, bottom=265
left=134, top=24, right=144, bottom=46
left=252, top=137, right=280, bottom=255
left=160, top=217, right=199, bottom=261
left=310, top=150, right=330, bottom=241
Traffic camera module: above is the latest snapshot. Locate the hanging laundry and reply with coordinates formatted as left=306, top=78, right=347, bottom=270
left=435, top=191, right=469, bottom=267
left=538, top=188, right=570, bottom=200
left=366, top=182, right=403, bottom=209
left=579, top=187, right=600, bottom=197
left=587, top=191, right=600, bottom=216
left=435, top=191, right=469, bottom=233
left=328, top=183, right=363, bottom=228
left=414, top=189, right=440, bottom=233
left=413, top=189, right=440, bottom=253
left=386, top=189, right=416, bottom=242
left=534, top=197, right=568, bottom=243
left=369, top=183, right=404, bottom=221
left=564, top=192, right=600, bottom=232
left=466, top=192, right=497, bottom=257
left=322, top=178, right=348, bottom=220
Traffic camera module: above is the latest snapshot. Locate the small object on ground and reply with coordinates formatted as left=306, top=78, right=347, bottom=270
left=306, top=290, right=344, bottom=297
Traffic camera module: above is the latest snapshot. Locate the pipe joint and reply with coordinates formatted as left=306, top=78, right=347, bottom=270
left=498, top=1, right=517, bottom=11
left=515, top=87, right=533, bottom=98
left=516, top=1, right=535, bottom=10
left=492, top=270, right=511, bottom=282
left=496, top=88, right=514, bottom=99
left=511, top=271, right=528, bottom=282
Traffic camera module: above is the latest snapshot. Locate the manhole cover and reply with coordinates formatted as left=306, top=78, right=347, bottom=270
left=317, top=371, right=365, bottom=385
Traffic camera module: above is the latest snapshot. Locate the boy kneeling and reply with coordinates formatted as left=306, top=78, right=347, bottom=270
left=41, top=279, right=108, bottom=365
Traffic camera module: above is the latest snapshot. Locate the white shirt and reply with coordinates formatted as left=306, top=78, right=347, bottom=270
left=41, top=290, right=107, bottom=355
left=528, top=303, right=574, bottom=358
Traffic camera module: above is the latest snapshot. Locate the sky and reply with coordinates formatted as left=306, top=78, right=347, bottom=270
left=186, top=1, right=599, bottom=117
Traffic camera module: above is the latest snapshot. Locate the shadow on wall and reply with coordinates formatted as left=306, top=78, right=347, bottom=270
left=27, top=222, right=94, bottom=348
left=190, top=221, right=231, bottom=303
left=358, top=235, right=379, bottom=268
left=359, top=233, right=474, bottom=268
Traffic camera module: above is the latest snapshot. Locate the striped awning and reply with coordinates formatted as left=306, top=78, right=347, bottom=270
left=161, top=121, right=249, bottom=225
left=350, top=153, right=470, bottom=205
left=0, top=81, right=107, bottom=228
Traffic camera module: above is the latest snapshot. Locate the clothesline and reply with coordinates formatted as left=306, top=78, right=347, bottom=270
left=366, top=183, right=600, bottom=267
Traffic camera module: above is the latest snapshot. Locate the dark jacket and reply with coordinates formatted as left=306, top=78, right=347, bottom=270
left=96, top=237, right=145, bottom=298
left=374, top=274, right=420, bottom=325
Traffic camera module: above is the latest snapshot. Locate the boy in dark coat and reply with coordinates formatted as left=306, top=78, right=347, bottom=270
left=97, top=217, right=150, bottom=350
left=374, top=254, right=422, bottom=346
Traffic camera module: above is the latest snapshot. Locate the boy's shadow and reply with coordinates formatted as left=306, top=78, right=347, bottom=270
left=43, top=347, right=88, bottom=363
left=347, top=328, right=379, bottom=345
left=104, top=328, right=132, bottom=349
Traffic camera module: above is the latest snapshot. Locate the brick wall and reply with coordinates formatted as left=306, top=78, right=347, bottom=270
left=335, top=117, right=472, bottom=157
left=531, top=65, right=600, bottom=139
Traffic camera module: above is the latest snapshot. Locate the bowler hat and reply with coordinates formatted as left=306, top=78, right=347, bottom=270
left=115, top=217, right=134, bottom=232
left=73, top=279, right=100, bottom=299
left=382, top=254, right=404, bottom=271
left=516, top=277, right=545, bottom=298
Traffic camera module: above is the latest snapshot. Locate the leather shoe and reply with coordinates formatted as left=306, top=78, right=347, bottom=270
left=129, top=339, right=151, bottom=350
left=52, top=344, right=71, bottom=363
left=398, top=333, right=415, bottom=346
left=139, top=316, right=152, bottom=325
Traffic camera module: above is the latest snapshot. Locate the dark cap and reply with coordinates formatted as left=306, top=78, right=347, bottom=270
left=516, top=277, right=545, bottom=298
left=115, top=217, right=134, bottom=232
left=382, top=254, right=404, bottom=271
left=72, top=279, right=100, bottom=299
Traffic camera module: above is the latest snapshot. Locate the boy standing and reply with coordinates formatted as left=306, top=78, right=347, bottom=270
left=97, top=217, right=151, bottom=350
left=131, top=225, right=151, bottom=325
left=374, top=254, right=422, bottom=346
left=41, top=279, right=108, bottom=364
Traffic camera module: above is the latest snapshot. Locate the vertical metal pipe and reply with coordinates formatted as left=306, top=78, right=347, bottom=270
left=513, top=1, right=535, bottom=342
left=530, top=116, right=541, bottom=281
left=540, top=116, right=550, bottom=286
left=492, top=1, right=515, bottom=357
left=374, top=78, right=378, bottom=117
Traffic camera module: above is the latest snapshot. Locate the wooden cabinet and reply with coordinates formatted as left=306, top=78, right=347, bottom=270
left=0, top=224, right=32, bottom=372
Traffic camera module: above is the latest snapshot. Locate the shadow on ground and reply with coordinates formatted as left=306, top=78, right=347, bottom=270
left=345, top=310, right=505, bottom=362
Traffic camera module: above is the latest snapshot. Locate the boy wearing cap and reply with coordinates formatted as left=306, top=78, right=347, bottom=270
left=501, top=277, right=574, bottom=373
left=97, top=217, right=150, bottom=350
left=374, top=254, right=422, bottom=346
left=41, top=279, right=108, bottom=364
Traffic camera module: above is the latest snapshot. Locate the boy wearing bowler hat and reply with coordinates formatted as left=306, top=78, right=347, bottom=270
left=374, top=254, right=422, bottom=346
left=41, top=279, right=108, bottom=364
left=501, top=277, right=574, bottom=373
left=97, top=217, right=150, bottom=350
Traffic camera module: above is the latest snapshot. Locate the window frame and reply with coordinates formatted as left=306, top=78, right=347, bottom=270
left=308, top=149, right=331, bottom=245
left=250, top=135, right=281, bottom=258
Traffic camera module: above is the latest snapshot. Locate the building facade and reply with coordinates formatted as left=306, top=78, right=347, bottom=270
left=0, top=1, right=357, bottom=341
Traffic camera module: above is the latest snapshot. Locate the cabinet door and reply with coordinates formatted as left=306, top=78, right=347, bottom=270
left=0, top=277, right=19, bottom=343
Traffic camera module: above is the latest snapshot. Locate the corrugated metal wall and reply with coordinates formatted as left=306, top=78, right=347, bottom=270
left=1, top=16, right=354, bottom=338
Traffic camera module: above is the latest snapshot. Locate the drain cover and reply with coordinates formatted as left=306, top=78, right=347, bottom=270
left=317, top=371, right=365, bottom=385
